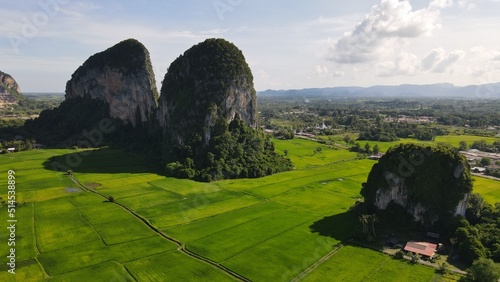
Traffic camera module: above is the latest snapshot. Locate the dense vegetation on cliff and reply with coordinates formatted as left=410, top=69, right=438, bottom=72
left=456, top=198, right=500, bottom=264
left=361, top=143, right=473, bottom=224
left=24, top=96, right=111, bottom=145
left=160, top=38, right=291, bottom=181
left=165, top=119, right=292, bottom=181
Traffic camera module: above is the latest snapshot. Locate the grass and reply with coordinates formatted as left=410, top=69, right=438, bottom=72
left=188, top=209, right=316, bottom=262
left=273, top=138, right=358, bottom=169
left=37, top=236, right=177, bottom=275
left=49, top=261, right=135, bottom=282
left=125, top=251, right=235, bottom=281
left=472, top=177, right=500, bottom=204
left=166, top=201, right=285, bottom=242
left=34, top=197, right=101, bottom=253
left=0, top=134, right=497, bottom=281
left=0, top=260, right=46, bottom=282
left=302, top=245, right=437, bottom=282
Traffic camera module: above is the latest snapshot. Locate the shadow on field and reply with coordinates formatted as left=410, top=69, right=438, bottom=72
left=42, top=148, right=160, bottom=174
left=309, top=211, right=359, bottom=241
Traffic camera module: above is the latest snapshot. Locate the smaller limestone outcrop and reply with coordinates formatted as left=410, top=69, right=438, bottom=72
left=65, top=38, right=158, bottom=127
left=0, top=71, right=23, bottom=108
left=361, top=143, right=472, bottom=224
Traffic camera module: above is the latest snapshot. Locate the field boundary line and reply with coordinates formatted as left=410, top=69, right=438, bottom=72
left=261, top=171, right=369, bottom=200
left=290, top=241, right=348, bottom=282
left=157, top=200, right=266, bottom=230
left=68, top=199, right=109, bottom=246
left=31, top=202, right=51, bottom=279
left=176, top=207, right=283, bottom=243
left=223, top=159, right=364, bottom=192
left=220, top=215, right=318, bottom=263
left=68, top=174, right=250, bottom=282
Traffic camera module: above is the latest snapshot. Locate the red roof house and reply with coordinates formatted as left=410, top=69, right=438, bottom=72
left=404, top=241, right=437, bottom=258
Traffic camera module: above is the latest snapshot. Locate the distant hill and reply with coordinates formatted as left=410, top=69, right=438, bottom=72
left=0, top=71, right=24, bottom=108
left=258, top=83, right=500, bottom=98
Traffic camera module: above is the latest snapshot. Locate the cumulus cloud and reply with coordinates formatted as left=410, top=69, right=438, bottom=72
left=421, top=48, right=467, bottom=73
left=432, top=50, right=465, bottom=72
left=327, top=0, right=445, bottom=64
left=376, top=48, right=464, bottom=76
left=314, top=65, right=329, bottom=75
left=377, top=52, right=420, bottom=76
left=457, top=0, right=478, bottom=9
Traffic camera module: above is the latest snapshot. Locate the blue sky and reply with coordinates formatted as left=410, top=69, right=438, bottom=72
left=1, top=0, right=500, bottom=92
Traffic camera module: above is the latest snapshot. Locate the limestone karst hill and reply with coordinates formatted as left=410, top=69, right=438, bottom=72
left=65, top=38, right=158, bottom=127
left=158, top=38, right=291, bottom=181
left=361, top=143, right=473, bottom=225
left=0, top=70, right=24, bottom=108
left=24, top=38, right=292, bottom=181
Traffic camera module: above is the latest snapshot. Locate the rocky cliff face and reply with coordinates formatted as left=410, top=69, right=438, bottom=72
left=65, top=39, right=158, bottom=127
left=157, top=38, right=257, bottom=148
left=0, top=71, right=23, bottom=108
left=362, top=144, right=472, bottom=224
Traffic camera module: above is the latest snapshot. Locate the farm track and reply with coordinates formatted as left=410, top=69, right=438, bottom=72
left=68, top=174, right=250, bottom=282
left=290, top=242, right=346, bottom=282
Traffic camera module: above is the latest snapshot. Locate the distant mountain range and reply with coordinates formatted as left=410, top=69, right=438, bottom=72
left=258, top=83, right=500, bottom=98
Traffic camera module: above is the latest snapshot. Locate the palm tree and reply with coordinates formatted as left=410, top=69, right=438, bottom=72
left=358, top=214, right=369, bottom=235
left=369, top=214, right=378, bottom=238
left=450, top=237, right=457, bottom=254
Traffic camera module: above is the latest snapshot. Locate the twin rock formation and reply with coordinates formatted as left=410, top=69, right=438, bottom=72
left=66, top=38, right=256, bottom=144
left=57, top=38, right=289, bottom=180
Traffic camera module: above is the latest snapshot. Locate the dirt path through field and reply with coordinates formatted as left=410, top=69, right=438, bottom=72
left=68, top=174, right=250, bottom=282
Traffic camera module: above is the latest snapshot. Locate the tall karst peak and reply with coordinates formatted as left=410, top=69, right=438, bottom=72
left=65, top=38, right=158, bottom=127
left=157, top=38, right=257, bottom=144
left=157, top=38, right=291, bottom=181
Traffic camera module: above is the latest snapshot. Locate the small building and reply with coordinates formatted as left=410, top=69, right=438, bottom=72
left=471, top=167, right=486, bottom=173
left=404, top=241, right=437, bottom=258
left=7, top=148, right=16, bottom=153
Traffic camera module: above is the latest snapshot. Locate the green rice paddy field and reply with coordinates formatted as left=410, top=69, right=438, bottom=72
left=0, top=135, right=498, bottom=281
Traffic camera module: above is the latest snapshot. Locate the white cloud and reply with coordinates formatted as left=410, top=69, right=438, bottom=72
left=377, top=52, right=420, bottom=76
left=332, top=70, right=345, bottom=77
left=429, top=0, right=454, bottom=9
left=327, top=0, right=445, bottom=64
left=457, top=0, right=477, bottom=9
left=432, top=50, right=465, bottom=72
left=421, top=48, right=466, bottom=73
left=314, top=65, right=329, bottom=75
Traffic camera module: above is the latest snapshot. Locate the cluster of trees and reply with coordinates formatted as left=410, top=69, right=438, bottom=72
left=5, top=95, right=63, bottom=117
left=470, top=140, right=500, bottom=153
left=357, top=123, right=443, bottom=142
left=166, top=119, right=292, bottom=182
left=453, top=194, right=500, bottom=264
left=0, top=139, right=36, bottom=153
left=273, top=128, right=295, bottom=140
left=23, top=96, right=112, bottom=145
left=349, top=142, right=380, bottom=155
left=258, top=97, right=499, bottom=142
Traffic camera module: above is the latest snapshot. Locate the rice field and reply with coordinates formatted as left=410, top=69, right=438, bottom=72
left=0, top=135, right=498, bottom=281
